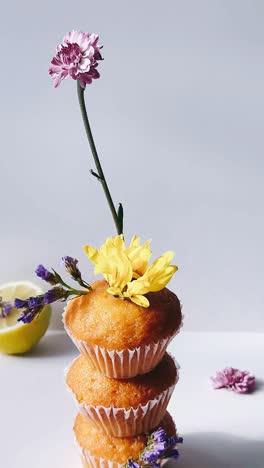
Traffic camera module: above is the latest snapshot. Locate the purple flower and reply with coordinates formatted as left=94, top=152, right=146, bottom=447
left=16, top=288, right=67, bottom=324
left=14, top=298, right=29, bottom=309
left=125, top=426, right=183, bottom=467
left=35, top=265, right=59, bottom=285
left=152, top=428, right=167, bottom=443
left=61, top=256, right=80, bottom=280
left=167, top=436, right=183, bottom=446
left=126, top=460, right=140, bottom=468
left=61, top=256, right=91, bottom=289
left=17, top=309, right=40, bottom=324
left=17, top=309, right=35, bottom=323
left=49, top=31, right=103, bottom=88
left=28, top=296, right=44, bottom=309
left=0, top=299, right=12, bottom=318
left=16, top=298, right=45, bottom=323
left=15, top=297, right=44, bottom=324
left=142, top=451, right=161, bottom=464
left=211, top=367, right=256, bottom=394
left=44, top=287, right=68, bottom=304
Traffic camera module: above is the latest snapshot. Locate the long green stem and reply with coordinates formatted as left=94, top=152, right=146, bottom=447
left=77, top=80, right=123, bottom=235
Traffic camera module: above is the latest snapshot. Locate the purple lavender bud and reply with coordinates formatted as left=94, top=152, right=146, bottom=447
left=28, top=296, right=44, bottom=309
left=44, top=287, right=67, bottom=304
left=167, top=436, right=183, bottom=447
left=35, top=264, right=59, bottom=285
left=61, top=256, right=82, bottom=280
left=0, top=300, right=12, bottom=318
left=17, top=304, right=44, bottom=324
left=14, top=298, right=29, bottom=309
left=142, top=451, right=160, bottom=464
left=152, top=428, right=167, bottom=443
left=3, top=302, right=12, bottom=316
left=17, top=310, right=34, bottom=323
left=17, top=310, right=35, bottom=323
left=126, top=460, right=140, bottom=468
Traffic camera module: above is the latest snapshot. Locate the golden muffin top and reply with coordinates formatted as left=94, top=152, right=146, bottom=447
left=74, top=411, right=176, bottom=464
left=64, top=279, right=182, bottom=350
left=66, top=353, right=177, bottom=409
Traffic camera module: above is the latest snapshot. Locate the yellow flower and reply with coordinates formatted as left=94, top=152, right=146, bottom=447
left=84, top=235, right=132, bottom=294
left=84, top=235, right=178, bottom=308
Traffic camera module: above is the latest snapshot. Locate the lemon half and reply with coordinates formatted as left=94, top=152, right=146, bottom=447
left=0, top=281, right=51, bottom=354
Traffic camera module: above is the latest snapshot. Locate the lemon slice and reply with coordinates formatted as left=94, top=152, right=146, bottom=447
left=0, top=281, right=51, bottom=354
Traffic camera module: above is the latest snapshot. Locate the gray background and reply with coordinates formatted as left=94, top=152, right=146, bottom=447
left=1, top=1, right=263, bottom=331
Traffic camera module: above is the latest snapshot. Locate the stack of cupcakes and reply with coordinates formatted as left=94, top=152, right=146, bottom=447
left=64, top=279, right=183, bottom=467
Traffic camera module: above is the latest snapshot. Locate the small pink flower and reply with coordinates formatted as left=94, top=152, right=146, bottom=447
left=49, top=30, right=103, bottom=88
left=211, top=367, right=256, bottom=394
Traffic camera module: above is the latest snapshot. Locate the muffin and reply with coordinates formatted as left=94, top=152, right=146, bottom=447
left=74, top=411, right=177, bottom=467
left=63, top=279, right=182, bottom=378
left=66, top=352, right=178, bottom=437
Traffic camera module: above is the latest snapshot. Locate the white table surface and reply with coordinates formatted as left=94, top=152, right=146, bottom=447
left=0, top=331, right=263, bottom=468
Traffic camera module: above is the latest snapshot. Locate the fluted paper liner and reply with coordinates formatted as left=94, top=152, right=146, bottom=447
left=63, top=305, right=183, bottom=379
left=81, top=451, right=122, bottom=468
left=80, top=446, right=171, bottom=467
left=66, top=361, right=177, bottom=437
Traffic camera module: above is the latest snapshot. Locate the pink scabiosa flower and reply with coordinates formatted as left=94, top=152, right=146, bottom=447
left=50, top=30, right=124, bottom=236
left=49, top=31, right=103, bottom=88
left=211, top=367, right=256, bottom=394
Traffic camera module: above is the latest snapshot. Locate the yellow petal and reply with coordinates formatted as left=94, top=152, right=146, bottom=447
left=101, top=234, right=125, bottom=257
left=112, top=257, right=133, bottom=290
left=146, top=265, right=178, bottom=292
left=130, top=294, right=150, bottom=307
left=106, top=286, right=122, bottom=296
left=129, top=235, right=140, bottom=248
left=126, top=236, right=152, bottom=278
left=129, top=251, right=178, bottom=294
left=145, top=251, right=174, bottom=277
left=85, top=236, right=129, bottom=288
left=125, top=278, right=148, bottom=296
left=83, top=245, right=99, bottom=264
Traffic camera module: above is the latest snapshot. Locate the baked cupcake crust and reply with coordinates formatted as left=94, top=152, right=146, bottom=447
left=64, top=279, right=182, bottom=350
left=74, top=411, right=176, bottom=464
left=66, top=353, right=177, bottom=408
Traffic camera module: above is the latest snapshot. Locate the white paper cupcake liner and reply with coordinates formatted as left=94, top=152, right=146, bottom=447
left=66, top=359, right=176, bottom=437
left=82, top=450, right=123, bottom=468
left=80, top=446, right=169, bottom=467
left=63, top=302, right=183, bottom=379
left=81, top=384, right=175, bottom=437
left=63, top=309, right=183, bottom=379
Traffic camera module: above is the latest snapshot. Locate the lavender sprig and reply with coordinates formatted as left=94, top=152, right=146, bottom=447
left=15, top=256, right=92, bottom=324
left=0, top=297, right=12, bottom=319
left=61, top=256, right=91, bottom=289
left=124, top=428, right=183, bottom=467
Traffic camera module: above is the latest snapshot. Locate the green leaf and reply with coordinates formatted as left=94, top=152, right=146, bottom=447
left=117, top=203, right=124, bottom=234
